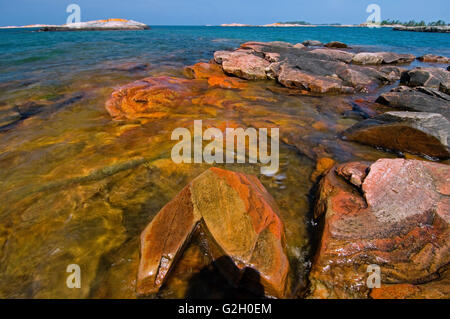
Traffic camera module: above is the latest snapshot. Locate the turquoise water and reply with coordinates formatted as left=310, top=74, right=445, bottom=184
left=1, top=26, right=449, bottom=84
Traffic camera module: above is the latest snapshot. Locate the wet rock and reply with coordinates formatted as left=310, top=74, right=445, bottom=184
left=342, top=111, right=450, bottom=159
left=302, top=40, right=323, bottom=47
left=400, top=67, right=450, bottom=94
left=310, top=49, right=354, bottom=63
left=393, top=25, right=450, bottom=33
left=137, top=168, right=289, bottom=298
left=376, top=86, right=450, bottom=120
left=310, top=157, right=336, bottom=182
left=324, top=41, right=348, bottom=49
left=213, top=41, right=399, bottom=94
left=379, top=65, right=405, bottom=81
left=184, top=62, right=247, bottom=89
left=370, top=269, right=450, bottom=299
left=418, top=54, right=450, bottom=64
left=220, top=51, right=271, bottom=80
left=309, top=159, right=450, bottom=299
left=277, top=63, right=354, bottom=94
left=378, top=52, right=415, bottom=64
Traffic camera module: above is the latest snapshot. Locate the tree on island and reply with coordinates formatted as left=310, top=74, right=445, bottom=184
left=380, top=19, right=448, bottom=26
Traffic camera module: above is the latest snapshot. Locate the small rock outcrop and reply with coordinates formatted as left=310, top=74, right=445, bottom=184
left=324, top=41, right=348, bottom=48
left=137, top=168, right=289, bottom=298
left=400, top=67, right=450, bottom=94
left=376, top=86, right=450, bottom=120
left=342, top=111, right=450, bottom=159
left=309, top=159, right=450, bottom=299
left=417, top=54, right=450, bottom=64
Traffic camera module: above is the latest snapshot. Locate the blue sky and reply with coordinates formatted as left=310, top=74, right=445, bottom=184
left=0, top=0, right=449, bottom=26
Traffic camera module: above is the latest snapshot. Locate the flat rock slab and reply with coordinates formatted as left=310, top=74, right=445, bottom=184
left=376, top=86, right=450, bottom=120
left=400, top=67, right=450, bottom=94
left=342, top=111, right=450, bottom=159
left=137, top=168, right=289, bottom=298
left=310, top=159, right=450, bottom=299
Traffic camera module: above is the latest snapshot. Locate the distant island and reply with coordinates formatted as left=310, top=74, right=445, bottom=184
left=220, top=19, right=449, bottom=30
left=0, top=19, right=150, bottom=31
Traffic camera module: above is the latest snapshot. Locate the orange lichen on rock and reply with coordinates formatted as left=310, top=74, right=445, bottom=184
left=105, top=76, right=207, bottom=120
left=137, top=167, right=289, bottom=298
left=309, top=159, right=450, bottom=299
left=184, top=62, right=248, bottom=89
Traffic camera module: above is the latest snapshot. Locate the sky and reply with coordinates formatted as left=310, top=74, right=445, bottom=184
left=0, top=0, right=449, bottom=26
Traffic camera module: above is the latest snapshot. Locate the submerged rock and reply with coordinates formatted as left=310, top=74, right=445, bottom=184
left=105, top=76, right=207, bottom=120
left=137, top=168, right=289, bottom=298
left=0, top=104, right=21, bottom=129
left=342, top=111, right=450, bottom=159
left=309, top=159, right=450, bottom=299
left=376, top=86, right=450, bottom=120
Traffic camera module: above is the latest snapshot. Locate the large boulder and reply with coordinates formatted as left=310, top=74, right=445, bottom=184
left=302, top=40, right=323, bottom=47
left=277, top=63, right=354, bottom=94
left=216, top=51, right=271, bottom=80
left=352, top=52, right=415, bottom=65
left=376, top=86, right=450, bottom=120
left=324, top=41, right=348, bottom=48
left=342, top=111, right=450, bottom=159
left=400, top=67, right=450, bottom=94
left=309, top=159, right=450, bottom=299
left=137, top=168, right=289, bottom=298
left=417, top=54, right=450, bottom=64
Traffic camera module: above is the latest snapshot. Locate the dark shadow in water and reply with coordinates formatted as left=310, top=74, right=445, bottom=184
left=185, top=255, right=266, bottom=299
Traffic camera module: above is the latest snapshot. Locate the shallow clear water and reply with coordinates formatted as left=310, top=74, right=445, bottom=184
left=0, top=26, right=448, bottom=298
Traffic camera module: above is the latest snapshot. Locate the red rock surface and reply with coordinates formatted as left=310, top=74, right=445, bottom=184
left=105, top=76, right=207, bottom=120
left=309, top=159, right=450, bottom=299
left=137, top=168, right=289, bottom=298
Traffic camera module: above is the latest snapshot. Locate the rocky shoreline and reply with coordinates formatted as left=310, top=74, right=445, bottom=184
left=393, top=25, right=450, bottom=33
left=101, top=40, right=450, bottom=298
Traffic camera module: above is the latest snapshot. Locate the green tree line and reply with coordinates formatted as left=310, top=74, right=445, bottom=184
left=380, top=19, right=448, bottom=26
